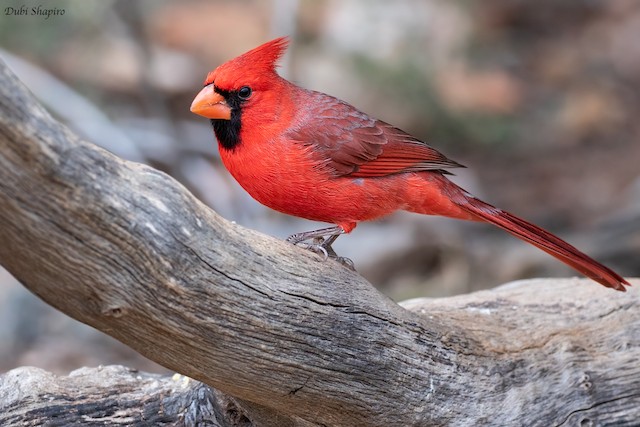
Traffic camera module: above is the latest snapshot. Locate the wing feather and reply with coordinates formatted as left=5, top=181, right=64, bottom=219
left=288, top=90, right=463, bottom=177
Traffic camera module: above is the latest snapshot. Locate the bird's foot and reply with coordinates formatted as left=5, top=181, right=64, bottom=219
left=333, top=255, right=356, bottom=271
left=286, top=226, right=356, bottom=271
left=294, top=239, right=331, bottom=260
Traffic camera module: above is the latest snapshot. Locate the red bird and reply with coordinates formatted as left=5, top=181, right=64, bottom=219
left=191, top=37, right=629, bottom=291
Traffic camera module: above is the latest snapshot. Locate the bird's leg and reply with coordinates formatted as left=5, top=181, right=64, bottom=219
left=286, top=226, right=355, bottom=270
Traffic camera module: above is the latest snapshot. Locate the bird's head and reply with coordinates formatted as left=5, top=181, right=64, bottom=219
left=190, top=36, right=289, bottom=122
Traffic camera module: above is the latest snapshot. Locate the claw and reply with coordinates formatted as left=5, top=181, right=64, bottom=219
left=298, top=242, right=329, bottom=261
left=335, top=256, right=356, bottom=271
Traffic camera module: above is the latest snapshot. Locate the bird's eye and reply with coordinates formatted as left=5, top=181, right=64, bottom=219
left=238, top=86, right=252, bottom=100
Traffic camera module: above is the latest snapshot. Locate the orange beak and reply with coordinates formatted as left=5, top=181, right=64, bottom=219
left=190, top=85, right=231, bottom=120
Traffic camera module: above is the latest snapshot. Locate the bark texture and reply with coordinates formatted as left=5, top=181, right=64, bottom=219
left=0, top=59, right=638, bottom=426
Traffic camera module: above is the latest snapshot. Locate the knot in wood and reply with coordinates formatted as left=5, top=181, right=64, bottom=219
left=102, top=304, right=127, bottom=318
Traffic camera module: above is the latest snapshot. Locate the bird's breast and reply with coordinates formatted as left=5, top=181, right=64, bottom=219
left=218, top=138, right=407, bottom=225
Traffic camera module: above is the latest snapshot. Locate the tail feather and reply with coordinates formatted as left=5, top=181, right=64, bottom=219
left=455, top=195, right=630, bottom=291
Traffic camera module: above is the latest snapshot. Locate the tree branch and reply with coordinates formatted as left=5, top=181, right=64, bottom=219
left=0, top=59, right=638, bottom=426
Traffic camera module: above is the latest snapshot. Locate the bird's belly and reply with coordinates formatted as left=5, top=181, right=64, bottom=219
left=222, top=154, right=403, bottom=225
left=248, top=174, right=400, bottom=223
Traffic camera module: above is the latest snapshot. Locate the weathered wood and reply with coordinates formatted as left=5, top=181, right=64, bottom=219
left=0, top=365, right=310, bottom=427
left=0, top=58, right=638, bottom=426
left=0, top=366, right=219, bottom=426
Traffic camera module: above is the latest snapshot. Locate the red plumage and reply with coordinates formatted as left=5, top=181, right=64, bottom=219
left=191, top=37, right=630, bottom=291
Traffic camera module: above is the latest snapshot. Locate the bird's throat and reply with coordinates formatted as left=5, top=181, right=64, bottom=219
left=211, top=110, right=242, bottom=150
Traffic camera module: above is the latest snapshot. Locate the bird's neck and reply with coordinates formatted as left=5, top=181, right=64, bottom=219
left=211, top=115, right=241, bottom=151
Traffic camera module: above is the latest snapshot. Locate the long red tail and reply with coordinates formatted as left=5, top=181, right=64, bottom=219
left=440, top=180, right=630, bottom=291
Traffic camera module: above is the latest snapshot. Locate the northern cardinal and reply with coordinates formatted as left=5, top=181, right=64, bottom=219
left=191, top=37, right=629, bottom=291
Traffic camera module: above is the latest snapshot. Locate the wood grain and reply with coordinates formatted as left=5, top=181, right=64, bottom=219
left=0, top=59, right=638, bottom=426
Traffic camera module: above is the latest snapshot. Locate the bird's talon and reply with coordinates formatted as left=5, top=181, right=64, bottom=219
left=286, top=233, right=303, bottom=244
left=295, top=241, right=330, bottom=261
left=335, top=256, right=356, bottom=271
left=316, top=245, right=329, bottom=261
left=297, top=244, right=354, bottom=270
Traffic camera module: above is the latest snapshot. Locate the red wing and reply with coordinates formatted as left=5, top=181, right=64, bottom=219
left=349, top=124, right=464, bottom=177
left=288, top=91, right=463, bottom=177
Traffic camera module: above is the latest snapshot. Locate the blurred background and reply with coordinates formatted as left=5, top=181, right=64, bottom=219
left=0, top=0, right=638, bottom=374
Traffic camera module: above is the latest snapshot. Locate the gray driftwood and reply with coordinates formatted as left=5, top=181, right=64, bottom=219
left=0, top=365, right=246, bottom=426
left=0, top=58, right=639, bottom=427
